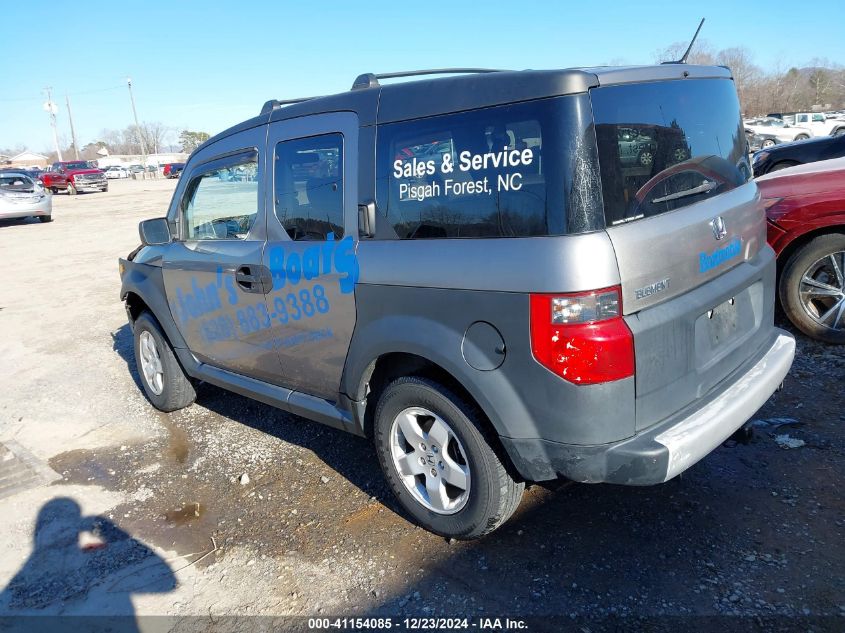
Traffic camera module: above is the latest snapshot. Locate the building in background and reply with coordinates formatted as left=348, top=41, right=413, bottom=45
left=4, top=151, right=49, bottom=169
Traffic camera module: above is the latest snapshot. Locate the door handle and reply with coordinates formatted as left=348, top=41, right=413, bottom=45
left=235, top=265, right=261, bottom=293
left=235, top=265, right=272, bottom=293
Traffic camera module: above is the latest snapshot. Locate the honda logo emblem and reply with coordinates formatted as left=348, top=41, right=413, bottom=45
left=711, top=216, right=727, bottom=241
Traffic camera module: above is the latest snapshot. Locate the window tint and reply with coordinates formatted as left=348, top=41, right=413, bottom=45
left=376, top=96, right=603, bottom=239
left=274, top=134, right=344, bottom=240
left=812, top=114, right=825, bottom=122
left=591, top=79, right=750, bottom=226
left=181, top=151, right=259, bottom=240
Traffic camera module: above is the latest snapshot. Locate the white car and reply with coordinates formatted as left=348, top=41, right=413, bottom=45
left=0, top=172, right=52, bottom=222
left=104, top=166, right=129, bottom=179
left=744, top=117, right=813, bottom=144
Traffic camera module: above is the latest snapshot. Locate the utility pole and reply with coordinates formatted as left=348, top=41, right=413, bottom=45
left=126, top=77, right=150, bottom=177
left=43, top=87, right=62, bottom=162
left=65, top=94, right=80, bottom=160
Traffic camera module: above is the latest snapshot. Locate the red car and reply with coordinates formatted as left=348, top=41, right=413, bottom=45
left=758, top=157, right=845, bottom=344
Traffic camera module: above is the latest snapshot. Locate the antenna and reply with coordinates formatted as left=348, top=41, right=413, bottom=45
left=663, top=18, right=705, bottom=64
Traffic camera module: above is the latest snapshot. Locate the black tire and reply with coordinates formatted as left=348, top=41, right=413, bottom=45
left=794, top=134, right=810, bottom=141
left=100, top=185, right=108, bottom=192
left=38, top=215, right=52, bottom=223
left=769, top=160, right=800, bottom=173
left=373, top=377, right=523, bottom=539
left=50, top=187, right=58, bottom=194
left=133, top=311, right=196, bottom=411
left=834, top=128, right=845, bottom=138
left=779, top=233, right=845, bottom=345
left=67, top=181, right=77, bottom=195
left=761, top=139, right=776, bottom=148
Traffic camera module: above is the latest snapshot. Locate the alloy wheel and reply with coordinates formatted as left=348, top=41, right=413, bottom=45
left=799, top=251, right=845, bottom=331
left=138, top=330, right=165, bottom=395
left=389, top=407, right=471, bottom=514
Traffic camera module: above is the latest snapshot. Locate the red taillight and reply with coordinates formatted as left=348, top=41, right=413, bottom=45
left=529, top=286, right=635, bottom=385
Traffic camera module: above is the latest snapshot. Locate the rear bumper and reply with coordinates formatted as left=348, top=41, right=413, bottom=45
left=0, top=198, right=52, bottom=219
left=501, top=329, right=795, bottom=484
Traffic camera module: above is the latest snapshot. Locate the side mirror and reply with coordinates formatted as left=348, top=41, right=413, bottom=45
left=139, top=217, right=172, bottom=246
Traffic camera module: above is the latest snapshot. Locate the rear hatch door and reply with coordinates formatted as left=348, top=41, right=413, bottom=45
left=591, top=77, right=773, bottom=430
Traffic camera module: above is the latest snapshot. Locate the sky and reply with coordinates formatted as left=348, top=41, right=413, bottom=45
left=1, top=1, right=842, bottom=154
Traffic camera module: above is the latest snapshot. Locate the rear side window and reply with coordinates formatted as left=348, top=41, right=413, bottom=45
left=274, top=133, right=344, bottom=240
left=376, top=96, right=603, bottom=239
left=591, top=79, right=751, bottom=226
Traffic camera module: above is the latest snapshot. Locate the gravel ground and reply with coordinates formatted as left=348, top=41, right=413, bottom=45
left=0, top=178, right=842, bottom=630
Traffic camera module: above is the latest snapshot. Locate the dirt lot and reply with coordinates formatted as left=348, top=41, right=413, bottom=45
left=0, top=178, right=843, bottom=629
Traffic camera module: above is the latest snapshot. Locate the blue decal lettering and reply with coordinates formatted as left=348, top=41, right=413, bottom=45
left=334, top=235, right=359, bottom=294
left=699, top=238, right=742, bottom=273
left=302, top=247, right=320, bottom=280
left=286, top=252, right=302, bottom=285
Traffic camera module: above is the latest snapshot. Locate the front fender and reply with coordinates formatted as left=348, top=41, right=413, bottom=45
left=120, top=258, right=187, bottom=351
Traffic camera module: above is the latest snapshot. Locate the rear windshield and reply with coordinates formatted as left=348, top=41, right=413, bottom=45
left=591, top=79, right=751, bottom=227
left=375, top=95, right=603, bottom=239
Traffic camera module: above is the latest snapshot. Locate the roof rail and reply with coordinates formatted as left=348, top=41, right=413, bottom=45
left=351, top=68, right=505, bottom=91
left=260, top=96, right=322, bottom=115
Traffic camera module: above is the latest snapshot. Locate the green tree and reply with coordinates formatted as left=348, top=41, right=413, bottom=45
left=179, top=130, right=210, bottom=153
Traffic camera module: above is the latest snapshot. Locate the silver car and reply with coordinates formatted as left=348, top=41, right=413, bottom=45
left=0, top=172, right=52, bottom=222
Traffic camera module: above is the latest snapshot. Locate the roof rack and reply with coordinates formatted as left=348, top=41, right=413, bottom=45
left=351, top=68, right=505, bottom=90
left=260, top=96, right=322, bottom=115
left=261, top=69, right=506, bottom=115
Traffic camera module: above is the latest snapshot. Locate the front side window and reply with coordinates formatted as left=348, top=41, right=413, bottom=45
left=273, top=133, right=344, bottom=240
left=375, top=95, right=603, bottom=239
left=181, top=151, right=259, bottom=240
left=591, top=78, right=750, bottom=226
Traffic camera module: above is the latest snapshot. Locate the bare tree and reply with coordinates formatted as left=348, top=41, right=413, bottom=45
left=716, top=47, right=761, bottom=115
left=653, top=39, right=716, bottom=65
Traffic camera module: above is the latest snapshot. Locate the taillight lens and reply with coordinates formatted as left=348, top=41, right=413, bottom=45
left=530, top=286, right=635, bottom=385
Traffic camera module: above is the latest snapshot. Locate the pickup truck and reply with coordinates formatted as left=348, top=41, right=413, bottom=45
left=39, top=161, right=108, bottom=195
left=768, top=112, right=845, bottom=137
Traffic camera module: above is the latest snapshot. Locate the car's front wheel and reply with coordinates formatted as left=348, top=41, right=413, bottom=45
left=761, top=139, right=776, bottom=148
left=794, top=134, right=810, bottom=141
left=67, top=181, right=77, bottom=195
left=780, top=233, right=845, bottom=344
left=133, top=311, right=196, bottom=411
left=38, top=215, right=52, bottom=223
left=374, top=377, right=524, bottom=539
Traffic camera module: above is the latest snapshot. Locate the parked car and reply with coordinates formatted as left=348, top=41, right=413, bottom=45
left=747, top=129, right=781, bottom=152
left=119, top=65, right=794, bottom=539
left=39, top=161, right=107, bottom=194
left=163, top=163, right=185, bottom=178
left=105, top=166, right=129, bottom=179
left=744, top=117, right=813, bottom=143
left=0, top=168, right=44, bottom=181
left=758, top=158, right=845, bottom=344
left=0, top=172, right=52, bottom=223
left=128, top=164, right=145, bottom=174
left=752, top=134, right=845, bottom=176
left=616, top=127, right=657, bottom=167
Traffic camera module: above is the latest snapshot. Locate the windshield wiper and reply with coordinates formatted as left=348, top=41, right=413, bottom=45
left=651, top=180, right=719, bottom=204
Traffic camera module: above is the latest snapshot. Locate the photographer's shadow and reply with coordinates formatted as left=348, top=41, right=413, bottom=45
left=0, top=497, right=175, bottom=631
